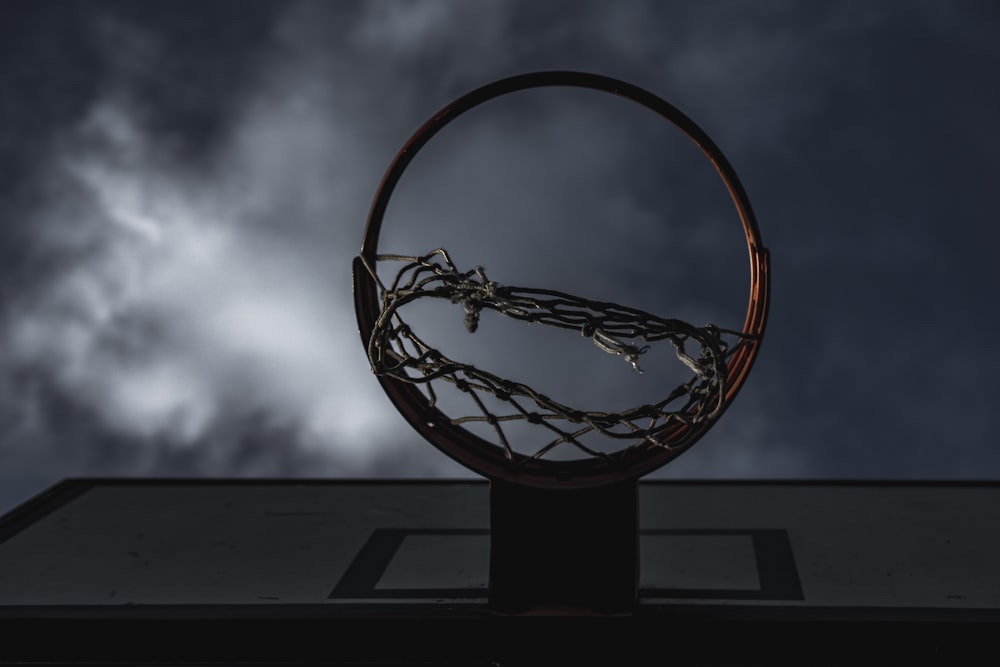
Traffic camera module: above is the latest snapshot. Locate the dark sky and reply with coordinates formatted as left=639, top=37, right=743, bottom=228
left=3, top=1, right=1000, bottom=513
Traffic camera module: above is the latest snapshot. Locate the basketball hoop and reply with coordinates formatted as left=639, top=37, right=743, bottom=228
left=354, top=71, right=769, bottom=490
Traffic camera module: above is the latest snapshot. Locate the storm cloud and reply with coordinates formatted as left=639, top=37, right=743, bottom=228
left=2, top=1, right=999, bottom=512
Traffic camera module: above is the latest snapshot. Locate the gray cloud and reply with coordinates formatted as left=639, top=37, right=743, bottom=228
left=2, top=1, right=999, bottom=513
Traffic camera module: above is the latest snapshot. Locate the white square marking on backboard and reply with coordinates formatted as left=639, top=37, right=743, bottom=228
left=641, top=534, right=759, bottom=590
left=377, top=533, right=490, bottom=590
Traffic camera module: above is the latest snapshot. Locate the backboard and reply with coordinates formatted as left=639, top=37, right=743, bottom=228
left=1, top=478, right=998, bottom=664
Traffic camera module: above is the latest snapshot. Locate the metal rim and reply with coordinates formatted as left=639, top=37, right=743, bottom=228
left=354, top=70, right=770, bottom=489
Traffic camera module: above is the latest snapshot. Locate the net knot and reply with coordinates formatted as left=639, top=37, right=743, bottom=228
left=621, top=344, right=650, bottom=374
left=451, top=269, right=499, bottom=333
left=462, top=302, right=481, bottom=333
left=586, top=327, right=651, bottom=373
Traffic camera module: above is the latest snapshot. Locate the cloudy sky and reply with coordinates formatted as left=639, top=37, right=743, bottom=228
left=2, top=1, right=999, bottom=513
